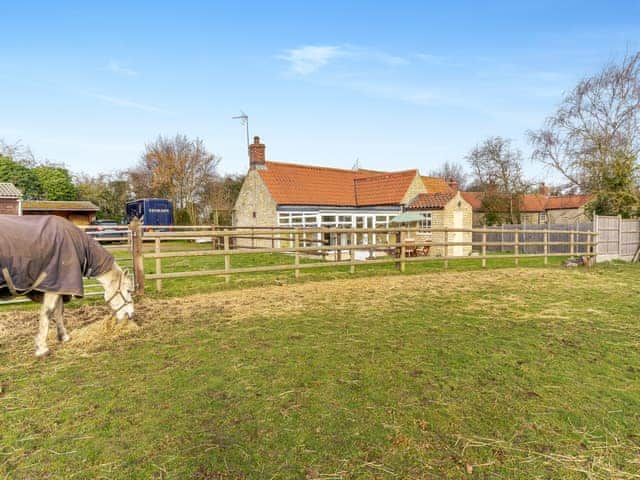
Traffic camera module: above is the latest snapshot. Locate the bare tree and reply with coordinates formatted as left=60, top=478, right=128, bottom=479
left=467, top=137, right=527, bottom=223
left=0, top=138, right=37, bottom=166
left=76, top=172, right=132, bottom=222
left=429, top=161, right=468, bottom=190
left=202, top=174, right=245, bottom=225
left=529, top=51, right=640, bottom=197
left=129, top=134, right=221, bottom=223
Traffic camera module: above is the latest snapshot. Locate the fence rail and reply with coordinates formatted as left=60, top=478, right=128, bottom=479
left=132, top=225, right=597, bottom=294
left=2, top=220, right=615, bottom=306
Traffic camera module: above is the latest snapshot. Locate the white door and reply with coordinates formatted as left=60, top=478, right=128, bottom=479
left=453, top=211, right=464, bottom=256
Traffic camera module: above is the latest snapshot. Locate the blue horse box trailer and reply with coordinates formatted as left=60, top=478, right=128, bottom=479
left=126, top=199, right=173, bottom=226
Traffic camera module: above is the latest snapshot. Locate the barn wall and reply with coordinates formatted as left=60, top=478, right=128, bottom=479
left=0, top=198, right=19, bottom=215
left=22, top=211, right=96, bottom=225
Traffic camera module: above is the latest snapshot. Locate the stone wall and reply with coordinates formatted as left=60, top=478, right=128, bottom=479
left=547, top=207, right=589, bottom=224
left=521, top=212, right=541, bottom=224
left=233, top=170, right=278, bottom=247
left=428, top=192, right=473, bottom=256
left=401, top=173, right=428, bottom=204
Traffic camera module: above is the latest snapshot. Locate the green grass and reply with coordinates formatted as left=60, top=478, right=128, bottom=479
left=2, top=259, right=639, bottom=479
left=138, top=241, right=571, bottom=297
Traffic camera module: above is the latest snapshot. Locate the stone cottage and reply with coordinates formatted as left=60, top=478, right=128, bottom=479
left=233, top=136, right=473, bottom=254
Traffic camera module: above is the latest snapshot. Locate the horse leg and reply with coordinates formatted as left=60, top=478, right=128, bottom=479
left=35, top=293, right=57, bottom=357
left=54, top=296, right=70, bottom=343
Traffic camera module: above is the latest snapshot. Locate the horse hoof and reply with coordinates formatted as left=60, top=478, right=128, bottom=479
left=35, top=348, right=50, bottom=358
left=59, top=334, right=71, bottom=343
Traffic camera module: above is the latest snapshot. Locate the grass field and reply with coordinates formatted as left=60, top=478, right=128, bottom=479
left=1, top=261, right=640, bottom=479
left=137, top=241, right=572, bottom=297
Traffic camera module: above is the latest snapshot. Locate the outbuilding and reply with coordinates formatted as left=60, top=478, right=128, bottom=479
left=405, top=191, right=473, bottom=256
left=22, top=200, right=99, bottom=225
left=0, top=183, right=22, bottom=215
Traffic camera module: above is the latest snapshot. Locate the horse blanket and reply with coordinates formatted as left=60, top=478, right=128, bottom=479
left=0, top=215, right=114, bottom=301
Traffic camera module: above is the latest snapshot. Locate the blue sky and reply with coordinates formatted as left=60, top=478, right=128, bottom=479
left=1, top=1, right=639, bottom=182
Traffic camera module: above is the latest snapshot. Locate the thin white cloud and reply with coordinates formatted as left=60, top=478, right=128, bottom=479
left=278, top=45, right=409, bottom=76
left=93, top=94, right=166, bottom=113
left=106, top=60, right=138, bottom=77
left=278, top=45, right=346, bottom=75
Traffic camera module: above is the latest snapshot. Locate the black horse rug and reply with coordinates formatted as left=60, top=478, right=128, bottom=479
left=0, top=215, right=114, bottom=301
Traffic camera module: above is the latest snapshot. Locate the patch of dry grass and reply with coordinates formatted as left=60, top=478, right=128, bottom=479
left=1, top=264, right=640, bottom=479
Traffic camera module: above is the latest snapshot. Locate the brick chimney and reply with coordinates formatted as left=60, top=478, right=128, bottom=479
left=249, top=136, right=266, bottom=170
left=447, top=178, right=459, bottom=191
left=538, top=182, right=550, bottom=196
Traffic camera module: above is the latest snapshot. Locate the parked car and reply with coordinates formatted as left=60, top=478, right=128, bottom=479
left=87, top=219, right=125, bottom=242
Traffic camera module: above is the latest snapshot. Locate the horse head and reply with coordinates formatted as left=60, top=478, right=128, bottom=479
left=102, top=264, right=135, bottom=322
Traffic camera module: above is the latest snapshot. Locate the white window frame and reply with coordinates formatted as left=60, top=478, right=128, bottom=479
left=421, top=212, right=432, bottom=229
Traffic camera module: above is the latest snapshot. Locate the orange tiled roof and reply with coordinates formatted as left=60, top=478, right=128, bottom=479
left=406, top=192, right=455, bottom=209
left=545, top=194, right=593, bottom=210
left=460, top=191, right=483, bottom=210
left=421, top=176, right=452, bottom=193
left=460, top=191, right=593, bottom=213
left=258, top=162, right=430, bottom=207
left=520, top=194, right=548, bottom=213
left=354, top=170, right=419, bottom=206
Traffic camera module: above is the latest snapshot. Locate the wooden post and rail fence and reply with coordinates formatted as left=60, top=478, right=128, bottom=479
left=127, top=224, right=598, bottom=296
left=2, top=219, right=625, bottom=307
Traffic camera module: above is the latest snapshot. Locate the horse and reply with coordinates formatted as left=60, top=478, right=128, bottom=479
left=0, top=215, right=135, bottom=357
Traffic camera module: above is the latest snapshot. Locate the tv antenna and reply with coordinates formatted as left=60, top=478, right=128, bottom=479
left=232, top=111, right=250, bottom=153
left=352, top=157, right=361, bottom=171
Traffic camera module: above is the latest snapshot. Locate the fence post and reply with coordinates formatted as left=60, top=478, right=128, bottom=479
left=223, top=229, right=231, bottom=284
left=593, top=214, right=599, bottom=262
left=400, top=230, right=406, bottom=273
left=482, top=227, right=487, bottom=268
left=501, top=224, right=504, bottom=253
left=350, top=232, right=356, bottom=274
left=514, top=227, right=519, bottom=266
left=154, top=237, right=162, bottom=292
left=570, top=231, right=575, bottom=256
left=443, top=227, right=449, bottom=269
left=543, top=229, right=548, bottom=265
left=618, top=215, right=623, bottom=258
left=294, top=231, right=300, bottom=279
left=130, top=218, right=144, bottom=296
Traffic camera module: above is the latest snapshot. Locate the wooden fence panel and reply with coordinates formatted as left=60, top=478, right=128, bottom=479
left=472, top=223, right=593, bottom=255
left=621, top=219, right=640, bottom=259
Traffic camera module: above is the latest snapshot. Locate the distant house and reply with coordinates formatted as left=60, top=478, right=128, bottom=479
left=233, top=136, right=473, bottom=254
left=22, top=200, right=100, bottom=225
left=0, top=183, right=22, bottom=215
left=461, top=185, right=593, bottom=226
